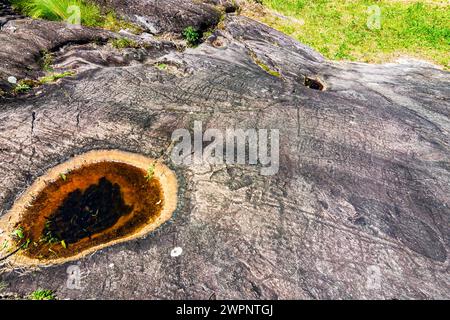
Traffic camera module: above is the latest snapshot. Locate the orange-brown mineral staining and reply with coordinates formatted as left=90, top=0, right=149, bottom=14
left=0, top=150, right=178, bottom=266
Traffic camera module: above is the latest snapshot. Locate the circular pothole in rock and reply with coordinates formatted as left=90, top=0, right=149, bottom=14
left=0, top=150, right=177, bottom=266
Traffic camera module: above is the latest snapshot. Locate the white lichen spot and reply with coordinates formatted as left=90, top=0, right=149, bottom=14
left=7, top=76, right=17, bottom=84
left=170, top=247, right=183, bottom=257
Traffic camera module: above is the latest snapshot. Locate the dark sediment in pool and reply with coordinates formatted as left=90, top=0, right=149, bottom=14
left=47, top=177, right=133, bottom=244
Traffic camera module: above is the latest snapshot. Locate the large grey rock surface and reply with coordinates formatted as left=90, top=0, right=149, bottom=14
left=92, top=0, right=226, bottom=34
left=0, top=1, right=449, bottom=299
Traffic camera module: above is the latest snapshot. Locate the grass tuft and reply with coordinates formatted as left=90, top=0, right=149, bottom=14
left=39, top=71, right=75, bottom=84
left=29, top=289, right=56, bottom=300
left=12, top=71, right=75, bottom=95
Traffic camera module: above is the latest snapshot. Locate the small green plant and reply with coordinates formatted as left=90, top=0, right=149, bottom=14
left=60, top=240, right=67, bottom=249
left=1, top=240, right=8, bottom=251
left=14, top=81, right=32, bottom=94
left=29, top=289, right=56, bottom=300
left=22, top=238, right=31, bottom=249
left=145, top=163, right=156, bottom=181
left=60, top=173, right=67, bottom=181
left=182, top=26, right=201, bottom=46
left=40, top=51, right=54, bottom=72
left=110, top=37, right=140, bottom=49
left=11, top=227, right=24, bottom=240
left=40, top=229, right=59, bottom=245
left=156, top=63, right=168, bottom=70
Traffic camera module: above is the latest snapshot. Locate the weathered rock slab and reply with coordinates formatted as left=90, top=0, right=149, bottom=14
left=0, top=5, right=449, bottom=299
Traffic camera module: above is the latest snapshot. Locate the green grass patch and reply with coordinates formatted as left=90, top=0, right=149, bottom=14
left=156, top=63, right=168, bottom=70
left=39, top=71, right=75, bottom=84
left=247, top=0, right=449, bottom=68
left=11, top=0, right=142, bottom=33
left=249, top=50, right=281, bottom=77
left=29, top=289, right=56, bottom=300
left=103, top=12, right=143, bottom=34
left=257, top=61, right=281, bottom=77
left=12, top=71, right=75, bottom=95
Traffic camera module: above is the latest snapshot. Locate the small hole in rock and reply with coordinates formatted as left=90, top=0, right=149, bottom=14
left=224, top=5, right=238, bottom=13
left=304, top=76, right=325, bottom=91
